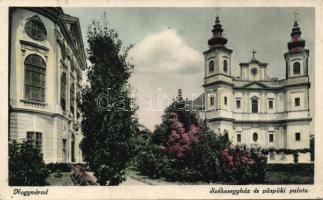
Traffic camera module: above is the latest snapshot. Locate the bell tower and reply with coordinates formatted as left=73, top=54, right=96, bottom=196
left=284, top=18, right=309, bottom=79
left=203, top=14, right=234, bottom=137
left=204, top=15, right=233, bottom=78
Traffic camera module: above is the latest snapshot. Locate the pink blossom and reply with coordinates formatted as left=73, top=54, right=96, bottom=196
left=162, top=112, right=200, bottom=158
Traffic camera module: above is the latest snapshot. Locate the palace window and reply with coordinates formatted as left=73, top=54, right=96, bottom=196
left=269, top=152, right=275, bottom=160
left=25, top=18, right=47, bottom=41
left=26, top=132, right=42, bottom=152
left=62, top=139, right=67, bottom=162
left=295, top=132, right=301, bottom=141
left=223, top=60, right=228, bottom=73
left=60, top=72, right=67, bottom=111
left=253, top=132, right=258, bottom=142
left=268, top=100, right=274, bottom=109
left=210, top=96, right=214, bottom=107
left=236, top=99, right=241, bottom=109
left=269, top=134, right=274, bottom=142
left=251, top=99, right=258, bottom=113
left=70, top=82, right=75, bottom=115
left=294, top=97, right=300, bottom=107
left=71, top=134, right=75, bottom=162
left=224, top=96, right=228, bottom=106
left=208, top=60, right=214, bottom=73
left=293, top=62, right=301, bottom=75
left=237, top=134, right=241, bottom=142
left=24, top=54, right=46, bottom=102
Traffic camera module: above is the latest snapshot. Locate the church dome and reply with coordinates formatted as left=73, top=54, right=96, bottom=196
left=288, top=21, right=306, bottom=52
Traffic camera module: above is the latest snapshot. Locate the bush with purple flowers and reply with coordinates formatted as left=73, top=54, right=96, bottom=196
left=136, top=99, right=267, bottom=183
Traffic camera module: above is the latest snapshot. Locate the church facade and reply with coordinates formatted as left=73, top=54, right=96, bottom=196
left=200, top=15, right=312, bottom=163
left=9, top=8, right=86, bottom=163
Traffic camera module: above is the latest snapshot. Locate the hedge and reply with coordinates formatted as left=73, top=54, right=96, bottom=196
left=46, top=163, right=88, bottom=173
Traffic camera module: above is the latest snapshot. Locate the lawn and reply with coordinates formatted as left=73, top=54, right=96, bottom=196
left=263, top=168, right=314, bottom=184
left=127, top=164, right=314, bottom=185
left=46, top=164, right=314, bottom=185
left=46, top=172, right=74, bottom=186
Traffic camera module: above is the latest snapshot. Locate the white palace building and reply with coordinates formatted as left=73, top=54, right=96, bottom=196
left=197, top=15, right=312, bottom=163
left=9, top=7, right=86, bottom=163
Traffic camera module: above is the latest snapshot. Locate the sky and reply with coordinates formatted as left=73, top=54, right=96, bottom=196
left=63, top=7, right=315, bottom=131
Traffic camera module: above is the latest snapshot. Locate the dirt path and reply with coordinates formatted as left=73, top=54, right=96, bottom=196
left=121, top=177, right=148, bottom=185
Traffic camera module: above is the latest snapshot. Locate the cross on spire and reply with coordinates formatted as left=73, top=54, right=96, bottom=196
left=215, top=8, right=220, bottom=17
left=293, top=11, right=299, bottom=22
left=252, top=50, right=256, bottom=59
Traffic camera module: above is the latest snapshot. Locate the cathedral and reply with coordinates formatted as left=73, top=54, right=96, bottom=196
left=9, top=8, right=86, bottom=163
left=197, top=15, right=312, bottom=163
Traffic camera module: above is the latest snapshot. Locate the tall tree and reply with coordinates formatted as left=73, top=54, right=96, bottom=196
left=79, top=14, right=138, bottom=185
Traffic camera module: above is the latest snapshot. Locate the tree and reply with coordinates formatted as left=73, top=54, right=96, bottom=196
left=138, top=97, right=231, bottom=182
left=9, top=140, right=49, bottom=186
left=79, top=14, right=138, bottom=185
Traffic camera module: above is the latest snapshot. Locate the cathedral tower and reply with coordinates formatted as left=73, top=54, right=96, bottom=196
left=284, top=20, right=309, bottom=78
left=203, top=14, right=234, bottom=136
left=284, top=18, right=311, bottom=149
left=204, top=15, right=232, bottom=77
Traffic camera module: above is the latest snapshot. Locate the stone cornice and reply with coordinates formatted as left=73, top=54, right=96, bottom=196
left=11, top=107, right=70, bottom=121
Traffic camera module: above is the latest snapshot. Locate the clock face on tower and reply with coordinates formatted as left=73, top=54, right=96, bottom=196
left=251, top=68, right=257, bottom=76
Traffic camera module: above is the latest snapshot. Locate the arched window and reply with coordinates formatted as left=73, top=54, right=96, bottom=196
left=223, top=60, right=228, bottom=73
left=293, top=62, right=301, bottom=75
left=253, top=132, right=258, bottom=142
left=24, top=54, right=46, bottom=102
left=60, top=72, right=67, bottom=111
left=70, top=82, right=75, bottom=115
left=251, top=99, right=258, bottom=113
left=208, top=60, right=214, bottom=73
left=25, top=18, right=47, bottom=41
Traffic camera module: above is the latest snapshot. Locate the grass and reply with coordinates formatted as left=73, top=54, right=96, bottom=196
left=46, top=165, right=314, bottom=185
left=46, top=172, right=74, bottom=186
left=264, top=168, right=314, bottom=184
left=128, top=165, right=314, bottom=185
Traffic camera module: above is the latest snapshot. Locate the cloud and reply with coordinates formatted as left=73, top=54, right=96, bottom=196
left=128, top=29, right=203, bottom=75
left=128, top=29, right=204, bottom=130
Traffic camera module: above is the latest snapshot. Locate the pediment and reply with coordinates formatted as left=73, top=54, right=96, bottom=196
left=243, top=82, right=269, bottom=89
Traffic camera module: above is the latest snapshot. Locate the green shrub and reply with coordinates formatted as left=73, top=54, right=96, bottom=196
left=53, top=171, right=63, bottom=178
left=46, top=163, right=72, bottom=172
left=9, top=140, right=49, bottom=186
left=46, top=162, right=89, bottom=173
left=136, top=144, right=167, bottom=179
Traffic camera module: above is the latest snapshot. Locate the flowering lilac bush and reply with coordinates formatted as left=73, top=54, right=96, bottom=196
left=136, top=99, right=267, bottom=183
left=161, top=113, right=200, bottom=158
left=219, top=147, right=267, bottom=184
